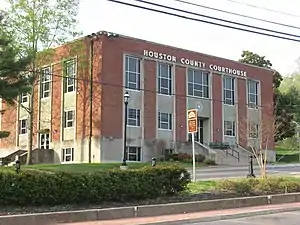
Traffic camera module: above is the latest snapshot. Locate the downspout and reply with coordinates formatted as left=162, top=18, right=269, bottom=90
left=88, top=36, right=94, bottom=163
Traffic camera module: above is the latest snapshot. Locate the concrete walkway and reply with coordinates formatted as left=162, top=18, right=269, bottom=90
left=61, top=202, right=300, bottom=225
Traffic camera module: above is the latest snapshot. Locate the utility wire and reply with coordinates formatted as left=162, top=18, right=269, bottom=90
left=107, top=0, right=300, bottom=42
left=223, top=0, right=300, bottom=18
left=173, top=0, right=300, bottom=30
left=131, top=0, right=300, bottom=39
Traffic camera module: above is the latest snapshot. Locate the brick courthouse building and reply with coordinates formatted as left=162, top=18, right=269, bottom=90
left=0, top=31, right=274, bottom=163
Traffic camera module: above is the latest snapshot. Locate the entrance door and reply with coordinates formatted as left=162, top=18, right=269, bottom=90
left=194, top=118, right=204, bottom=143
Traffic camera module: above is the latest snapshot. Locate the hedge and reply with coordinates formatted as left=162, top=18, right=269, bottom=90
left=216, top=177, right=300, bottom=195
left=0, top=165, right=190, bottom=206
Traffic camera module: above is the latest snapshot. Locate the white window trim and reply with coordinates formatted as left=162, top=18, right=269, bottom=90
left=158, top=111, right=172, bottom=130
left=61, top=147, right=74, bottom=162
left=248, top=80, right=259, bottom=109
left=19, top=119, right=27, bottom=135
left=224, top=120, right=236, bottom=137
left=39, top=133, right=50, bottom=149
left=249, top=122, right=259, bottom=138
left=125, top=55, right=141, bottom=91
left=158, top=63, right=172, bottom=96
left=125, top=146, right=142, bottom=162
left=64, top=59, right=76, bottom=93
left=64, top=110, right=75, bottom=128
left=127, top=108, right=141, bottom=127
left=223, top=76, right=235, bottom=106
left=41, top=66, right=52, bottom=99
left=187, top=69, right=210, bottom=99
left=20, top=93, right=28, bottom=103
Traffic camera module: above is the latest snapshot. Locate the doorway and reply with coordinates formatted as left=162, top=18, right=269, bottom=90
left=195, top=118, right=204, bottom=144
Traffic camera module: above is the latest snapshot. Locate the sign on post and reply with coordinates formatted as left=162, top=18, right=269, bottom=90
left=187, top=109, right=198, bottom=182
left=187, top=109, right=198, bottom=133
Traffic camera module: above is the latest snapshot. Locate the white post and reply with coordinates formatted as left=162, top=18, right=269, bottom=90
left=192, top=133, right=196, bottom=182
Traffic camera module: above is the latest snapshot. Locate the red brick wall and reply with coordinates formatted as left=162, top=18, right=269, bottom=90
left=175, top=66, right=187, bottom=142
left=237, top=79, right=247, bottom=146
left=144, top=60, right=156, bottom=140
left=212, top=73, right=223, bottom=142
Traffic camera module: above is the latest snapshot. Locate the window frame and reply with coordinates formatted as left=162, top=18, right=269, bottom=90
left=187, top=69, right=209, bottom=98
left=64, top=110, right=75, bottom=128
left=61, top=147, right=74, bottom=162
left=158, top=111, right=173, bottom=130
left=64, top=59, right=76, bottom=93
left=19, top=119, right=27, bottom=135
left=125, top=146, right=141, bottom=162
left=249, top=122, right=259, bottom=138
left=20, top=93, right=28, bottom=103
left=40, top=133, right=50, bottom=149
left=248, top=80, right=259, bottom=109
left=125, top=55, right=141, bottom=91
left=127, top=108, right=141, bottom=127
left=158, top=63, right=172, bottom=95
left=224, top=120, right=236, bottom=137
left=40, top=66, right=52, bottom=99
left=223, top=76, right=235, bottom=105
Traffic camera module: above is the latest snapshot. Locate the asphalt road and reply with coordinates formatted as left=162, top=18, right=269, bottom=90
left=188, top=211, right=300, bottom=225
left=189, top=164, right=300, bottom=180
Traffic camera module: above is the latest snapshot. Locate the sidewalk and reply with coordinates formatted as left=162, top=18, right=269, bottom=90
left=62, top=202, right=300, bottom=225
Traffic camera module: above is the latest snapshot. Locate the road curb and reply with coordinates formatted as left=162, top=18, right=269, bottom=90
left=1, top=193, right=300, bottom=225
left=148, top=206, right=300, bottom=225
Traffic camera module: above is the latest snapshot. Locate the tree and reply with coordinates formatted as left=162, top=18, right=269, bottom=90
left=4, top=0, right=81, bottom=164
left=0, top=16, right=31, bottom=104
left=239, top=50, right=295, bottom=141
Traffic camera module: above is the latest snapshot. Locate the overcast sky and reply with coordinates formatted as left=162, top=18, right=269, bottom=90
left=2, top=0, right=300, bottom=76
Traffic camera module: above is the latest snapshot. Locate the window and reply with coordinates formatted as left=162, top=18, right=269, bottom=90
left=62, top=147, right=74, bottom=162
left=127, top=108, right=140, bottom=126
left=40, top=133, right=50, bottom=149
left=158, top=63, right=172, bottom=95
left=64, top=59, right=76, bottom=93
left=248, top=80, right=259, bottom=108
left=125, top=146, right=141, bottom=161
left=224, top=121, right=235, bottom=136
left=125, top=55, right=141, bottom=90
left=187, top=69, right=209, bottom=98
left=19, top=119, right=27, bottom=134
left=249, top=122, right=259, bottom=138
left=64, top=110, right=75, bottom=128
left=223, top=76, right=235, bottom=105
left=40, top=67, right=51, bottom=98
left=158, top=112, right=172, bottom=130
left=20, top=93, right=28, bottom=103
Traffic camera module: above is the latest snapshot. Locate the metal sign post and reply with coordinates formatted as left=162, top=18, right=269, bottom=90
left=187, top=109, right=198, bottom=182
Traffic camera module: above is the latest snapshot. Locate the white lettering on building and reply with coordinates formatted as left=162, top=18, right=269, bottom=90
left=143, top=49, right=247, bottom=77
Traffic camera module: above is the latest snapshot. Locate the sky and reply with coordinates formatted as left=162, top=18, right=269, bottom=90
left=77, top=0, right=300, bottom=76
left=1, top=0, right=300, bottom=76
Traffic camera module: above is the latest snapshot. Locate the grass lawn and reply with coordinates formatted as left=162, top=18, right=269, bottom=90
left=10, top=161, right=208, bottom=173
left=275, top=146, right=299, bottom=163
left=187, top=176, right=300, bottom=194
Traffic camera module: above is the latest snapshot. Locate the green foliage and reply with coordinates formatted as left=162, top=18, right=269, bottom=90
left=165, top=153, right=206, bottom=163
left=0, top=17, right=32, bottom=104
left=0, top=131, right=10, bottom=139
left=0, top=165, right=190, bottom=206
left=239, top=50, right=294, bottom=141
left=216, top=177, right=300, bottom=195
left=203, top=159, right=217, bottom=165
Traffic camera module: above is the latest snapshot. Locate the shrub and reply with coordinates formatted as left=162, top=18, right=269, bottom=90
left=216, top=177, right=300, bottom=195
left=195, top=154, right=206, bottom=163
left=0, top=165, right=190, bottom=206
left=204, top=159, right=216, bottom=165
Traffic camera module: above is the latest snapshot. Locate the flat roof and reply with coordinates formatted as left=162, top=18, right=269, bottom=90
left=99, top=30, right=274, bottom=73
